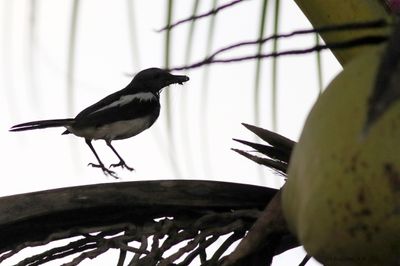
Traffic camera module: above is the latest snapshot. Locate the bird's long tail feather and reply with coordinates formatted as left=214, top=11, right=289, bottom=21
left=9, top=119, right=74, bottom=132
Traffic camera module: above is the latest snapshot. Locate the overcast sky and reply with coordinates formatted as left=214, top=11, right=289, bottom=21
left=1, top=0, right=342, bottom=265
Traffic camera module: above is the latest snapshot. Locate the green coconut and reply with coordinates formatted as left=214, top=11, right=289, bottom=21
left=282, top=45, right=400, bottom=266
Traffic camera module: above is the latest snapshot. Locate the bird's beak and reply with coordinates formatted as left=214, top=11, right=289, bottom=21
left=168, top=74, right=190, bottom=85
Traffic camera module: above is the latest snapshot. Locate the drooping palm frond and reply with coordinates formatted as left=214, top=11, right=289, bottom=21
left=27, top=0, right=39, bottom=107
left=271, top=0, right=280, bottom=131
left=242, top=123, right=295, bottom=152
left=163, top=0, right=183, bottom=177
left=253, top=0, right=269, bottom=126
left=315, top=34, right=324, bottom=93
left=232, top=123, right=295, bottom=175
left=200, top=0, right=219, bottom=178
left=232, top=147, right=288, bottom=174
left=67, top=0, right=80, bottom=115
left=126, top=0, right=141, bottom=70
left=164, top=0, right=174, bottom=131
left=180, top=0, right=201, bottom=176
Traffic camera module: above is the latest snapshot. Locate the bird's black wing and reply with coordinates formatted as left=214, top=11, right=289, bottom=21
left=74, top=89, right=127, bottom=121
left=73, top=92, right=160, bottom=129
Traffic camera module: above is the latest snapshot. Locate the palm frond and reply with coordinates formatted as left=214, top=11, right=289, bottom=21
left=254, top=0, right=269, bottom=126
left=67, top=0, right=80, bottom=115
left=232, top=123, right=295, bottom=176
left=27, top=0, right=39, bottom=107
left=315, top=34, right=324, bottom=93
left=163, top=0, right=183, bottom=177
left=200, top=0, right=219, bottom=177
left=164, top=0, right=174, bottom=133
left=271, top=0, right=280, bottom=130
left=180, top=0, right=201, bottom=176
left=232, top=148, right=288, bottom=174
left=126, top=0, right=141, bottom=70
left=241, top=123, right=295, bottom=151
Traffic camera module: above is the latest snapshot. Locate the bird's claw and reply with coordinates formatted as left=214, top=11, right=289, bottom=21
left=88, top=163, right=119, bottom=178
left=109, top=161, right=134, bottom=171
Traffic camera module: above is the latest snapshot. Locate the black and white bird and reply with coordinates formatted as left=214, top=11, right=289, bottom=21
left=10, top=68, right=189, bottom=177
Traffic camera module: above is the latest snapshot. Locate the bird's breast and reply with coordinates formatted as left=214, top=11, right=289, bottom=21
left=67, top=115, right=157, bottom=141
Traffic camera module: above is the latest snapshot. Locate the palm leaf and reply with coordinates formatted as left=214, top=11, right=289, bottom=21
left=242, top=123, right=294, bottom=152
left=232, top=123, right=295, bottom=176
left=232, top=148, right=288, bottom=174
left=180, top=0, right=201, bottom=176
left=67, top=0, right=80, bottom=115
left=271, top=0, right=280, bottom=130
left=126, top=0, right=141, bottom=70
left=200, top=0, right=219, bottom=177
left=253, top=0, right=269, bottom=126
left=27, top=0, right=39, bottom=107
left=315, top=33, right=324, bottom=93
left=163, top=0, right=183, bottom=177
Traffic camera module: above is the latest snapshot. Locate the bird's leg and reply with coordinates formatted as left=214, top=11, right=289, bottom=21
left=85, top=139, right=118, bottom=178
left=106, top=140, right=134, bottom=171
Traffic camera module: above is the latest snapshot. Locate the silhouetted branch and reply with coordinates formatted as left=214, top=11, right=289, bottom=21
left=166, top=20, right=388, bottom=72
left=168, top=35, right=387, bottom=71
left=206, top=19, right=387, bottom=66
left=179, top=235, right=219, bottom=265
left=157, top=0, right=248, bottom=32
left=128, top=236, right=149, bottom=265
left=299, top=255, right=311, bottom=266
left=223, top=190, right=294, bottom=265
left=116, top=249, right=127, bottom=266
left=15, top=239, right=97, bottom=266
left=211, top=231, right=246, bottom=263
left=63, top=243, right=110, bottom=266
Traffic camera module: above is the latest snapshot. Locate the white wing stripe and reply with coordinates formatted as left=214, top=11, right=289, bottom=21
left=91, top=92, right=155, bottom=114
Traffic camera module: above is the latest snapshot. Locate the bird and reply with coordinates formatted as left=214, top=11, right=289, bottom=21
left=10, top=68, right=190, bottom=178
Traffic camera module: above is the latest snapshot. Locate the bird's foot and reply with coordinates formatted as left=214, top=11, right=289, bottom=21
left=88, top=163, right=119, bottom=178
left=109, top=160, right=134, bottom=171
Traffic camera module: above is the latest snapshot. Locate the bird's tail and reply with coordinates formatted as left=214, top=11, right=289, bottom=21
left=9, top=118, right=74, bottom=132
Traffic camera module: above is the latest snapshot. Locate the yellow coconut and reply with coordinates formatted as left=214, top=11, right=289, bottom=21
left=282, top=45, right=400, bottom=266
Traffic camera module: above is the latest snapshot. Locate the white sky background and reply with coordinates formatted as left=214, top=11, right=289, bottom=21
left=0, top=0, right=342, bottom=265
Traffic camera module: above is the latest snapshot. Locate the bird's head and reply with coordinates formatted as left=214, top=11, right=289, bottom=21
left=131, top=68, right=189, bottom=93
